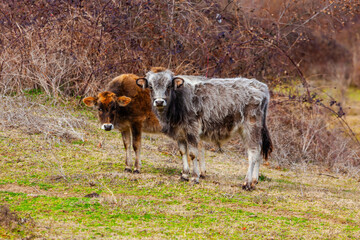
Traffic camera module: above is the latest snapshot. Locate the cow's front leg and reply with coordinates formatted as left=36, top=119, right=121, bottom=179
left=178, top=140, right=190, bottom=181
left=121, top=129, right=132, bottom=172
left=132, top=123, right=142, bottom=174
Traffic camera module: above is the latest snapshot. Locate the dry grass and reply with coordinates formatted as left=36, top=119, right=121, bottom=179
left=0, top=94, right=87, bottom=141
left=1, top=122, right=360, bottom=239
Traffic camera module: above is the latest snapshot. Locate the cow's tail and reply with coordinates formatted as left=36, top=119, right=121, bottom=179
left=261, top=98, right=273, bottom=160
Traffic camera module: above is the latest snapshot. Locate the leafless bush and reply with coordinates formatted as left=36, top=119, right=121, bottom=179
left=268, top=96, right=360, bottom=176
left=0, top=0, right=358, bottom=97
left=0, top=205, right=36, bottom=237
left=0, top=95, right=86, bottom=141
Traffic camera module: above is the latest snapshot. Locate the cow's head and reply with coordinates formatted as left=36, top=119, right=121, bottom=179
left=136, top=67, right=184, bottom=112
left=83, top=91, right=131, bottom=131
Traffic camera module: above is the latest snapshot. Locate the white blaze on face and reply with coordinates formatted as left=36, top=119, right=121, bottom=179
left=153, top=98, right=167, bottom=107
left=101, top=123, right=114, bottom=131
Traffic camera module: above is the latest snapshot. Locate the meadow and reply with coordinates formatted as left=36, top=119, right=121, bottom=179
left=0, top=94, right=359, bottom=239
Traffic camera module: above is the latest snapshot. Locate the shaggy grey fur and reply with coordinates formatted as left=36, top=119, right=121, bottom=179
left=138, top=69, right=272, bottom=189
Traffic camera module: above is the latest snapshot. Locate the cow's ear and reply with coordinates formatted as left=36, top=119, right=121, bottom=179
left=117, top=96, right=132, bottom=107
left=83, top=97, right=97, bottom=107
left=136, top=78, right=148, bottom=89
left=173, top=77, right=184, bottom=90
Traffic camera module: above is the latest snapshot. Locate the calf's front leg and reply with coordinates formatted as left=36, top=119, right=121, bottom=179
left=121, top=129, right=132, bottom=172
left=132, top=123, right=142, bottom=174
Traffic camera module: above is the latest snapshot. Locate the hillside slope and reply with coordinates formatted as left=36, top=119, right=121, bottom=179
left=0, top=105, right=359, bottom=239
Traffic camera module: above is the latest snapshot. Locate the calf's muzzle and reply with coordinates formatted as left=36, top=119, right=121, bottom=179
left=101, top=123, right=114, bottom=131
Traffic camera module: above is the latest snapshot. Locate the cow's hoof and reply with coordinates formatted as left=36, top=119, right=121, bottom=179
left=242, top=182, right=254, bottom=191
left=180, top=175, right=189, bottom=182
left=124, top=168, right=132, bottom=173
left=133, top=169, right=140, bottom=174
left=192, top=178, right=200, bottom=184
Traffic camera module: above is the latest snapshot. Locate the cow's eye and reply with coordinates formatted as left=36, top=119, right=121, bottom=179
left=149, top=85, right=153, bottom=90
left=98, top=108, right=103, bottom=112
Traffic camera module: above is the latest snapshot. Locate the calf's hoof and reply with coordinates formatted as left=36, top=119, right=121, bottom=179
left=124, top=168, right=132, bottom=173
left=133, top=169, right=140, bottom=174
left=180, top=174, right=189, bottom=182
left=200, top=173, right=206, bottom=179
left=242, top=182, right=255, bottom=191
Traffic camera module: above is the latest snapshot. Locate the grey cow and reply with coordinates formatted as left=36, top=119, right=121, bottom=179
left=136, top=67, right=273, bottom=190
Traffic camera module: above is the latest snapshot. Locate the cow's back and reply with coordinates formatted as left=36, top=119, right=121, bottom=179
left=185, top=77, right=269, bottom=121
left=107, top=74, right=141, bottom=98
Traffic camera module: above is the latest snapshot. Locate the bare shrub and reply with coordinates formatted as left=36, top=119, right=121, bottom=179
left=0, top=0, right=358, bottom=97
left=0, top=205, right=35, bottom=236
left=0, top=95, right=86, bottom=141
left=268, top=95, right=360, bottom=176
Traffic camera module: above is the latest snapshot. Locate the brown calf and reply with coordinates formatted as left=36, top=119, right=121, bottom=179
left=83, top=74, right=161, bottom=173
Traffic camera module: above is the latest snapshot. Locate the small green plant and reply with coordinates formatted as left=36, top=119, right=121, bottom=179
left=23, top=88, right=44, bottom=96
left=258, top=174, right=272, bottom=182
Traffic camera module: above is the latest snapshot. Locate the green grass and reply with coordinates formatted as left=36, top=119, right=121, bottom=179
left=347, top=87, right=360, bottom=102
left=1, top=101, right=360, bottom=239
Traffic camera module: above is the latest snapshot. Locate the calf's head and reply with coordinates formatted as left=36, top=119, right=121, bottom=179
left=136, top=68, right=184, bottom=112
left=83, top=91, right=131, bottom=131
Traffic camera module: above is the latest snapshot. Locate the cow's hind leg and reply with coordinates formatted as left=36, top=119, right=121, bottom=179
left=178, top=140, right=190, bottom=181
left=189, top=145, right=200, bottom=184
left=243, top=146, right=261, bottom=190
left=252, top=157, right=261, bottom=185
left=121, top=129, right=132, bottom=172
left=199, top=144, right=206, bottom=179
left=241, top=115, right=262, bottom=191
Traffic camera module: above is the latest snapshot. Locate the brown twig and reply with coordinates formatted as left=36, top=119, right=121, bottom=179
left=247, top=29, right=312, bottom=103
left=318, top=102, right=360, bottom=146
left=318, top=173, right=339, bottom=179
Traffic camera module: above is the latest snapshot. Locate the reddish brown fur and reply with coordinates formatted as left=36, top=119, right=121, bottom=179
left=150, top=67, right=166, bottom=73
left=83, top=74, right=161, bottom=173
left=98, top=92, right=117, bottom=106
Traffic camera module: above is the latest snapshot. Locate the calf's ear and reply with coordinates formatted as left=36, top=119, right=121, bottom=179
left=117, top=96, right=132, bottom=107
left=136, top=78, right=148, bottom=89
left=173, top=77, right=184, bottom=90
left=83, top=97, right=97, bottom=107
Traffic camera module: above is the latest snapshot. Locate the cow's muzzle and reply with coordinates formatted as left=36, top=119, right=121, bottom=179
left=153, top=98, right=167, bottom=108
left=101, top=123, right=114, bottom=131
